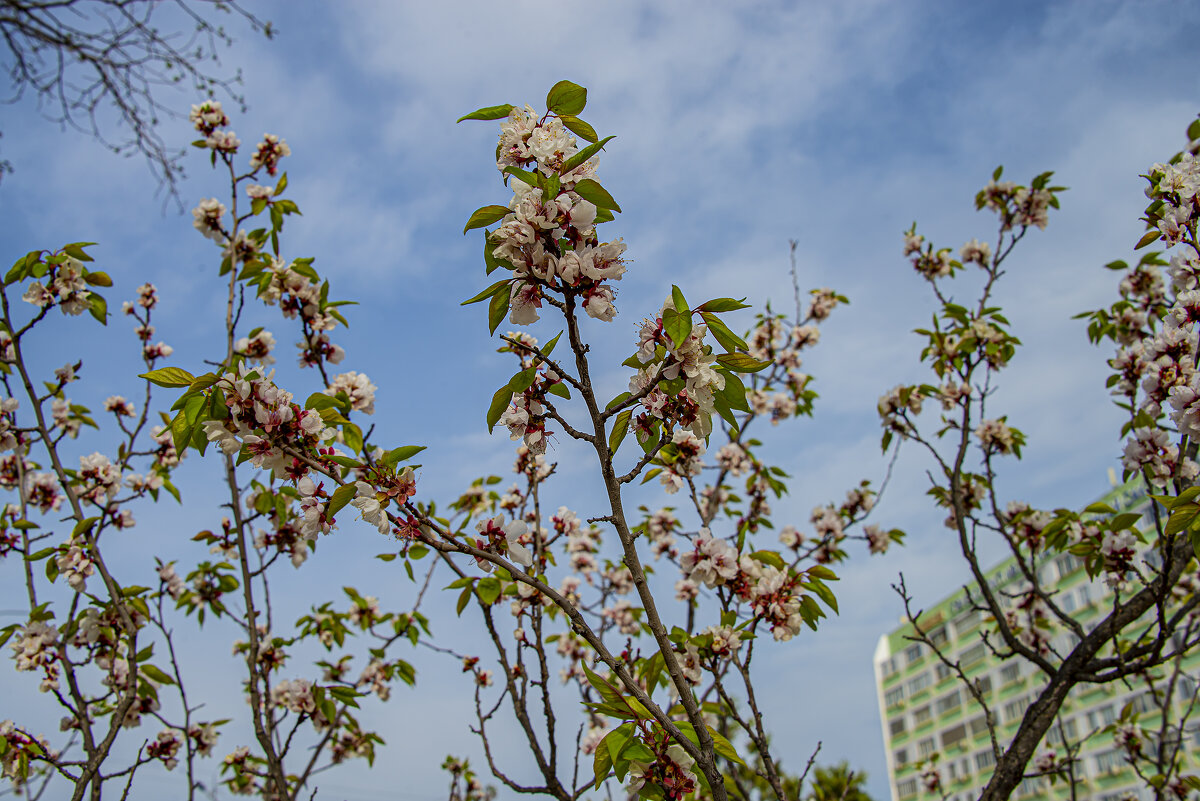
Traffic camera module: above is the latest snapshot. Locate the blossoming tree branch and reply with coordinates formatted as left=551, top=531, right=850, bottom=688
left=0, top=79, right=1197, bottom=801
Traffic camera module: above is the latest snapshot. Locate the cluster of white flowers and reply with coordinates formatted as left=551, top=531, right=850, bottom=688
left=960, top=238, right=992, bottom=267
left=490, top=105, right=626, bottom=325
left=147, top=728, right=184, bottom=770
left=974, top=418, right=1018, bottom=455
left=1004, top=592, right=1053, bottom=655
left=10, top=621, right=59, bottom=691
left=78, top=452, right=122, bottom=503
left=743, top=558, right=804, bottom=641
left=234, top=330, right=277, bottom=365
left=0, top=398, right=19, bottom=452
left=22, top=256, right=90, bottom=315
left=680, top=528, right=738, bottom=588
left=249, top=133, right=290, bottom=175
left=1122, top=427, right=1198, bottom=488
left=0, top=721, right=52, bottom=781
left=103, top=395, right=135, bottom=417
left=56, top=545, right=95, bottom=591
left=270, top=678, right=316, bottom=714
left=658, top=430, right=706, bottom=493
left=204, top=363, right=335, bottom=476
left=645, top=507, right=678, bottom=560
left=473, top=515, right=533, bottom=570
left=193, top=198, right=226, bottom=241
left=325, top=371, right=377, bottom=414
left=878, top=384, right=922, bottom=435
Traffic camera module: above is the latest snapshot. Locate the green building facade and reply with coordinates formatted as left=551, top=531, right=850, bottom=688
left=873, top=479, right=1200, bottom=801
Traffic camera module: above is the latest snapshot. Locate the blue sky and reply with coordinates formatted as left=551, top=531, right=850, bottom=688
left=2, top=1, right=1199, bottom=799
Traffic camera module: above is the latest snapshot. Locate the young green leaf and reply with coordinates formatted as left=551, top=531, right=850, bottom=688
left=327, top=483, right=358, bottom=519
left=140, top=367, right=196, bottom=388
left=546, top=80, right=587, bottom=116
left=572, top=179, right=621, bottom=213
left=457, top=104, right=515, bottom=123
left=562, top=136, right=615, bottom=174
left=715, top=353, right=771, bottom=373
left=464, top=205, right=511, bottom=235
left=560, top=115, right=598, bottom=143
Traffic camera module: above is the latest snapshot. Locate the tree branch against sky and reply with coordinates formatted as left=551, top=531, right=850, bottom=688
left=0, top=0, right=271, bottom=201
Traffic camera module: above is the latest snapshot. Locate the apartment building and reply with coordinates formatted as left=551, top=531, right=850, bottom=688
left=873, top=479, right=1200, bottom=801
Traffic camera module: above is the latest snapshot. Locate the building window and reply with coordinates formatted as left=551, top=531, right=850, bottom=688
left=1059, top=591, right=1077, bottom=613
left=975, top=675, right=992, bottom=695
left=1093, top=749, right=1123, bottom=773
left=885, top=686, right=905, bottom=707
left=941, top=723, right=967, bottom=749
left=1077, top=584, right=1091, bottom=607
left=1000, top=663, right=1021, bottom=684
left=929, top=627, right=948, bottom=647
left=936, top=691, right=962, bottom=715
left=898, top=778, right=918, bottom=798
left=1087, top=704, right=1116, bottom=730
left=917, top=737, right=936, bottom=758
left=914, top=706, right=932, bottom=725
left=890, top=717, right=907, bottom=737
left=936, top=662, right=953, bottom=681
left=894, top=748, right=908, bottom=766
left=908, top=672, right=932, bottom=695
left=1047, top=718, right=1077, bottom=745
left=881, top=656, right=898, bottom=678
left=975, top=750, right=996, bottom=771
left=1004, top=696, right=1029, bottom=723
left=906, top=643, right=924, bottom=665
left=969, top=715, right=989, bottom=736
left=960, top=643, right=986, bottom=665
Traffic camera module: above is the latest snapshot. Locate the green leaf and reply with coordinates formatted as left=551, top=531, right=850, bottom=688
left=609, top=409, right=631, bottom=455
left=384, top=445, right=426, bottom=466
left=696, top=297, right=751, bottom=313
left=530, top=331, right=559, bottom=359
left=715, top=353, right=771, bottom=373
left=1165, top=505, right=1200, bottom=537
left=807, top=565, right=839, bottom=581
left=750, top=550, right=785, bottom=569
left=457, top=103, right=515, bottom=123
left=572, top=179, right=621, bottom=213
left=808, top=579, right=839, bottom=614
left=560, top=115, right=598, bottom=143
left=547, top=382, right=570, bottom=399
left=140, top=367, right=196, bottom=388
left=87, top=292, right=107, bottom=325
left=327, top=484, right=358, bottom=518
left=464, top=205, right=511, bottom=235
left=561, top=135, right=615, bottom=174
left=705, top=726, right=746, bottom=765
left=700, top=311, right=748, bottom=352
left=487, top=386, right=513, bottom=433
left=546, top=80, right=587, bottom=116
left=1135, top=229, right=1161, bottom=250
left=718, top=370, right=749, bottom=412
left=488, top=282, right=512, bottom=335
left=502, top=165, right=541, bottom=187
left=456, top=586, right=472, bottom=616
left=509, top=367, right=537, bottom=394
left=84, top=271, right=112, bottom=287
left=140, top=664, right=176, bottom=685
left=663, top=308, right=692, bottom=350
left=671, top=285, right=689, bottom=315
left=304, top=393, right=341, bottom=411
left=476, top=577, right=501, bottom=605
left=462, top=279, right=509, bottom=306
